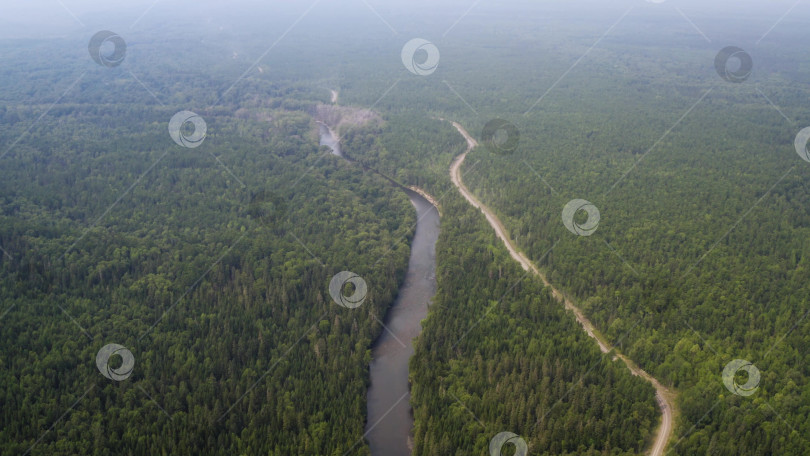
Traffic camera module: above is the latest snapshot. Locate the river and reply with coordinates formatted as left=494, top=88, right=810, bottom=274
left=319, top=122, right=439, bottom=456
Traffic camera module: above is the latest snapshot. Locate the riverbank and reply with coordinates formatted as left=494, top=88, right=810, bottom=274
left=407, top=186, right=441, bottom=216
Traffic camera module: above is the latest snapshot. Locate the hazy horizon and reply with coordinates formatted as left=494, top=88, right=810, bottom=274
left=2, top=0, right=807, bottom=40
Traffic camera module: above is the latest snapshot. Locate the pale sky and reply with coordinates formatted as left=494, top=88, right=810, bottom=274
left=0, top=0, right=807, bottom=39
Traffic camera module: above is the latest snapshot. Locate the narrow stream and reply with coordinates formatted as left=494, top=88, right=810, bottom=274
left=318, top=122, right=342, bottom=157
left=319, top=123, right=439, bottom=455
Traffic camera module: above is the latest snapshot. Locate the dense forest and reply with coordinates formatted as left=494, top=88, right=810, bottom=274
left=0, top=44, right=423, bottom=452
left=342, top=116, right=660, bottom=454
left=333, top=4, right=810, bottom=454
left=410, top=194, right=658, bottom=455
left=436, top=11, right=810, bottom=456
left=3, top=1, right=810, bottom=454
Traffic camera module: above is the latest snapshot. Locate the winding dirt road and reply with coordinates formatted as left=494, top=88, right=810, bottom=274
left=447, top=120, right=675, bottom=456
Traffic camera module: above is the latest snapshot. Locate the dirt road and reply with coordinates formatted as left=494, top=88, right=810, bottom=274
left=447, top=120, right=674, bottom=456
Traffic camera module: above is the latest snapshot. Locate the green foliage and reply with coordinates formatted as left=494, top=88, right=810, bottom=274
left=4, top=4, right=810, bottom=454
left=0, top=86, right=415, bottom=454
left=408, top=194, right=657, bottom=455
left=343, top=115, right=660, bottom=454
